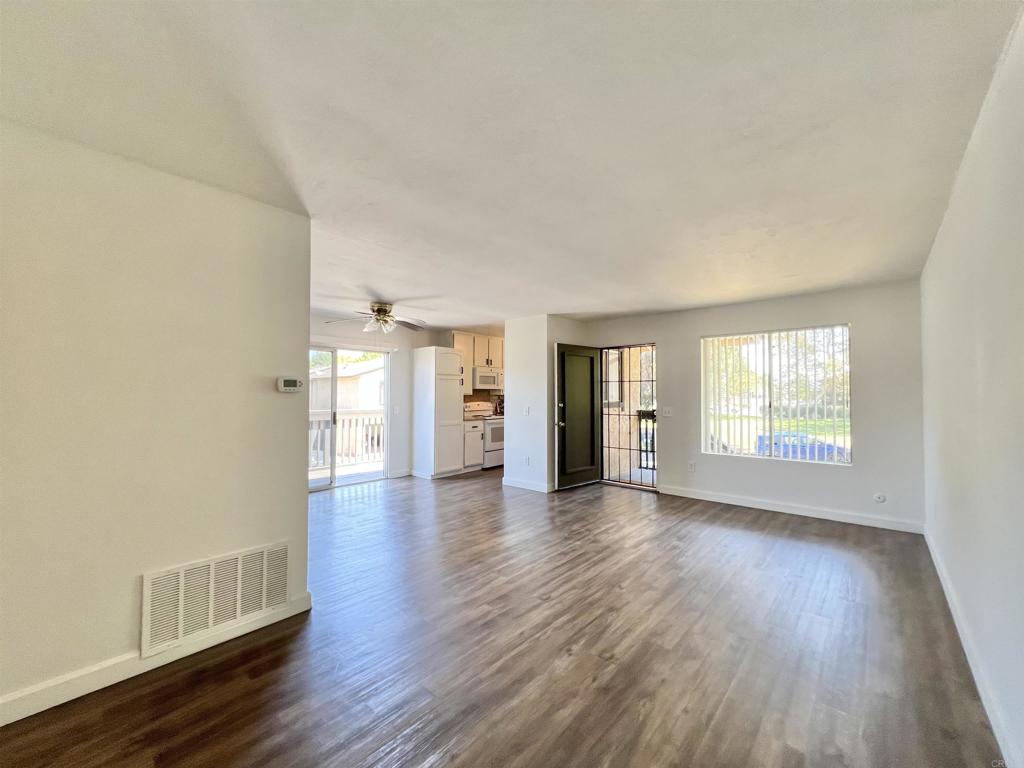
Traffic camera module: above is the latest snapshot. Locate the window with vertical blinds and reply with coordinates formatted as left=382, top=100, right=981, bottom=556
left=701, top=325, right=851, bottom=465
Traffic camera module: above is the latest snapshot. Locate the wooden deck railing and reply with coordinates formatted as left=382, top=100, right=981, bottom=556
left=309, top=409, right=385, bottom=469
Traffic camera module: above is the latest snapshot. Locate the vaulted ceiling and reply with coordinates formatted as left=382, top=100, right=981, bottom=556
left=3, top=1, right=1020, bottom=327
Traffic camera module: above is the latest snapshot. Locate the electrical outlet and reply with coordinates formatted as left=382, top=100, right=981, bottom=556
left=663, top=406, right=674, bottom=417
left=688, top=461, right=696, bottom=473
left=524, top=406, right=531, bottom=416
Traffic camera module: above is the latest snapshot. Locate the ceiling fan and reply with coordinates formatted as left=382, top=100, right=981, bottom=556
left=324, top=302, right=426, bottom=334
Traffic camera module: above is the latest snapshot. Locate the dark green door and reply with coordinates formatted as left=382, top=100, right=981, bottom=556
left=556, top=344, right=601, bottom=489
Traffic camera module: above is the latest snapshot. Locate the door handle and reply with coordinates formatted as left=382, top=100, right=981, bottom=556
left=558, top=421, right=565, bottom=427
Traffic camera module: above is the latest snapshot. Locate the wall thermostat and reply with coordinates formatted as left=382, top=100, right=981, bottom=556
left=276, top=376, right=305, bottom=393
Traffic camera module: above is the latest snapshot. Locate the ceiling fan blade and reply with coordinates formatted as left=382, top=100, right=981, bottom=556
left=322, top=314, right=370, bottom=325
left=396, top=319, right=426, bottom=332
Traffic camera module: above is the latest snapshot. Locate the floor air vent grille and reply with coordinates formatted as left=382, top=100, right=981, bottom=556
left=212, top=557, right=240, bottom=627
left=265, top=545, right=289, bottom=607
left=141, top=542, right=289, bottom=658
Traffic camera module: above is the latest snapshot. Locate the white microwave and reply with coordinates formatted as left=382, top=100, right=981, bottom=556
left=473, top=366, right=503, bottom=390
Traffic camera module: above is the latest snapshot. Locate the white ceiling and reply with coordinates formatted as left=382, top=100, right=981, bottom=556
left=3, top=2, right=1020, bottom=327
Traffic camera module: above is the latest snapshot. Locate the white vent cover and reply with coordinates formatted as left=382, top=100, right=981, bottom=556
left=240, top=551, right=265, bottom=617
left=141, top=542, right=289, bottom=658
left=265, top=545, right=288, bottom=608
left=212, top=557, right=240, bottom=627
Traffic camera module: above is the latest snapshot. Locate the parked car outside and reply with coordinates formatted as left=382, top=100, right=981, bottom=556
left=756, top=432, right=848, bottom=462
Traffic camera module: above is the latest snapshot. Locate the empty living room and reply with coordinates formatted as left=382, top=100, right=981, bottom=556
left=2, top=2, right=1022, bottom=767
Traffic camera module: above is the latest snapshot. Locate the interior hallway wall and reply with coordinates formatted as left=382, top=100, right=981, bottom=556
left=502, top=315, right=551, bottom=491
left=0, top=123, right=312, bottom=724
left=919, top=16, right=1024, bottom=766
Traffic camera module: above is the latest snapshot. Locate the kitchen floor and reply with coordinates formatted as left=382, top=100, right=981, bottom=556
left=1, top=474, right=1000, bottom=767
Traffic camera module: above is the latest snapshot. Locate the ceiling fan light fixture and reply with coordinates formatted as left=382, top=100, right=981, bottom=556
left=363, top=315, right=398, bottom=334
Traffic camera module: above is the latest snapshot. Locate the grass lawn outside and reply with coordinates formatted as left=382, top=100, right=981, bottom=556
left=710, top=415, right=852, bottom=454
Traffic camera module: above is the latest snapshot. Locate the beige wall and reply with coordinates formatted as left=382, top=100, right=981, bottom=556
left=0, top=123, right=311, bottom=722
left=920, top=17, right=1024, bottom=766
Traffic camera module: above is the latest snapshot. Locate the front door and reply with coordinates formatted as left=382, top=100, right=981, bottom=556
left=555, top=344, right=601, bottom=489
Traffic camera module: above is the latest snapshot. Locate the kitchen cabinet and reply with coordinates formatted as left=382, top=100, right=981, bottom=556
left=452, top=331, right=473, bottom=395
left=472, top=334, right=503, bottom=368
left=450, top=330, right=503, bottom=381
left=489, top=337, right=504, bottom=368
left=413, top=346, right=466, bottom=478
left=435, top=346, right=463, bottom=377
left=472, top=335, right=490, bottom=367
left=464, top=422, right=484, bottom=466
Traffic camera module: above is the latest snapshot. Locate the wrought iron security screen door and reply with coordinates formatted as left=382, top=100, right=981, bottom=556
left=601, top=344, right=656, bottom=489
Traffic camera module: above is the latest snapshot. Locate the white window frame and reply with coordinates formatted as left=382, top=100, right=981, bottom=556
left=700, top=324, right=852, bottom=466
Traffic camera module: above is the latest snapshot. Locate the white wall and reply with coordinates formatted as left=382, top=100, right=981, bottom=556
left=920, top=17, right=1024, bottom=767
left=578, top=280, right=925, bottom=531
left=502, top=315, right=551, bottom=491
left=0, top=123, right=312, bottom=723
left=310, top=315, right=442, bottom=477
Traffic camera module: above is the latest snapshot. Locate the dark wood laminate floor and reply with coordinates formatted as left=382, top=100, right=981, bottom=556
left=1, top=473, right=1001, bottom=767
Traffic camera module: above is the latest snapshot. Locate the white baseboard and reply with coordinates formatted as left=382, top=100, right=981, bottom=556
left=502, top=477, right=554, bottom=493
left=413, top=466, right=491, bottom=480
left=387, top=468, right=411, bottom=478
left=658, top=485, right=924, bottom=534
left=925, top=532, right=1019, bottom=768
left=0, top=591, right=312, bottom=727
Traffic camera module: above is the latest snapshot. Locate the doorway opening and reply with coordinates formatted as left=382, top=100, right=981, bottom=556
left=308, top=347, right=388, bottom=490
left=601, top=344, right=656, bottom=489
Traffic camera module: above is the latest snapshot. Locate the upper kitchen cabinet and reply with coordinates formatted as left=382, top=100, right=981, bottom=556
left=451, top=332, right=474, bottom=395
left=472, top=334, right=503, bottom=368
left=448, top=330, right=504, bottom=374
left=488, top=337, right=503, bottom=368
left=472, top=335, right=489, bottom=367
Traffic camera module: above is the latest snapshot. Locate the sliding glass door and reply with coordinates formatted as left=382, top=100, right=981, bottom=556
left=308, top=347, right=388, bottom=490
left=308, top=348, right=336, bottom=490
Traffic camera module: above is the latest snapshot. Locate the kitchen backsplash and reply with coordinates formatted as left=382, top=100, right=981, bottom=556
left=464, top=390, right=504, bottom=413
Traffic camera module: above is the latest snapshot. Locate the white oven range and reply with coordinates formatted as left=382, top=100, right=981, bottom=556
left=483, top=416, right=504, bottom=468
